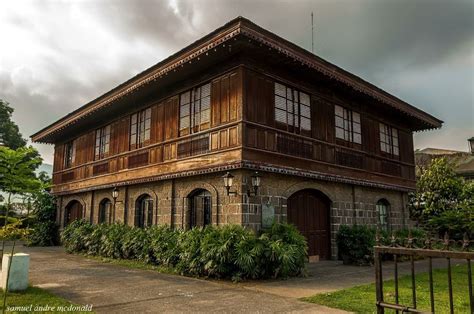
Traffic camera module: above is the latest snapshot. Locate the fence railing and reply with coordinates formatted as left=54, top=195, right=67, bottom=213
left=374, top=231, right=473, bottom=314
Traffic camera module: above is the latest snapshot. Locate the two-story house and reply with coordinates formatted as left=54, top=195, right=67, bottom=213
left=31, top=17, right=442, bottom=259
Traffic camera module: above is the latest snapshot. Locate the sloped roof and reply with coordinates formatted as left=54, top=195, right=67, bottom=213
left=31, top=16, right=442, bottom=143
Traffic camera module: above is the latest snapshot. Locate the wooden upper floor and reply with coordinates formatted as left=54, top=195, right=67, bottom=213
left=31, top=17, right=442, bottom=194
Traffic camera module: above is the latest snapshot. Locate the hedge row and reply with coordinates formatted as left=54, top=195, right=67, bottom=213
left=62, top=220, right=307, bottom=280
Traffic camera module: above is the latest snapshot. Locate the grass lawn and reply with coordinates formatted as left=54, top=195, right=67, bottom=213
left=1, top=287, right=92, bottom=313
left=303, top=263, right=471, bottom=314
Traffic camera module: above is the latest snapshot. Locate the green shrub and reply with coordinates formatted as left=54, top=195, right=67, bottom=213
left=27, top=221, right=59, bottom=246
left=336, top=225, right=375, bottom=265
left=61, top=221, right=307, bottom=280
left=336, top=225, right=428, bottom=265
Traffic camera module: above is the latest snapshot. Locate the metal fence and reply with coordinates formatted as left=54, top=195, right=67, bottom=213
left=374, top=231, right=473, bottom=314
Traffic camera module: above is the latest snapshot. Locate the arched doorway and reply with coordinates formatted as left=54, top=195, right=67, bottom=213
left=287, top=189, right=331, bottom=259
left=135, top=194, right=153, bottom=228
left=98, top=198, right=112, bottom=224
left=188, top=189, right=211, bottom=229
left=65, top=200, right=83, bottom=226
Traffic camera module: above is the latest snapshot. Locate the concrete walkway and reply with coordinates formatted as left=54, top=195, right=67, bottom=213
left=238, top=257, right=461, bottom=299
left=19, top=246, right=347, bottom=313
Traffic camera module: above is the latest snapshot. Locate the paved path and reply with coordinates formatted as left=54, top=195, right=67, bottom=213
left=20, top=246, right=347, bottom=313
left=238, top=258, right=462, bottom=299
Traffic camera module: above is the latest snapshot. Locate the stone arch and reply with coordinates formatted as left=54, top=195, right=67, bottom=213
left=181, top=182, right=219, bottom=229
left=283, top=181, right=334, bottom=203
left=135, top=193, right=155, bottom=228
left=128, top=187, right=158, bottom=226
left=98, top=198, right=112, bottom=224
left=64, top=198, right=86, bottom=226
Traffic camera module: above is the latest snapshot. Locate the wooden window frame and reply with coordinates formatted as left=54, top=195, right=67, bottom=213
left=179, top=83, right=211, bottom=136
left=274, top=82, right=311, bottom=135
left=130, top=108, right=151, bottom=150
left=63, top=140, right=75, bottom=169
left=379, top=122, right=399, bottom=156
left=94, top=125, right=111, bottom=160
left=376, top=200, right=390, bottom=231
left=335, top=105, right=361, bottom=144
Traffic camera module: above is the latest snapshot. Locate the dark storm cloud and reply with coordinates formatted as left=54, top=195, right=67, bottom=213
left=0, top=0, right=472, bottom=164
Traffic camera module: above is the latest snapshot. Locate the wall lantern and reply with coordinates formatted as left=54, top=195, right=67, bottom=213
left=112, top=187, right=119, bottom=200
left=222, top=172, right=237, bottom=196
left=222, top=171, right=262, bottom=196
left=112, top=187, right=119, bottom=224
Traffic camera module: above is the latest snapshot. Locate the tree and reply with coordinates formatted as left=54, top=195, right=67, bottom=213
left=409, top=157, right=473, bottom=237
left=0, top=146, right=43, bottom=224
left=0, top=99, right=27, bottom=149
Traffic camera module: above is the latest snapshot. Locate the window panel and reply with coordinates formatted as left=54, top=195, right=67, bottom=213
left=275, top=108, right=287, bottom=123
left=379, top=123, right=399, bottom=156
left=275, top=95, right=286, bottom=110
left=274, top=82, right=311, bottom=132
left=300, top=105, right=311, bottom=118
left=275, top=83, right=286, bottom=97
left=301, top=117, right=311, bottom=131
left=334, top=105, right=362, bottom=144
left=179, top=83, right=211, bottom=135
left=300, top=92, right=310, bottom=106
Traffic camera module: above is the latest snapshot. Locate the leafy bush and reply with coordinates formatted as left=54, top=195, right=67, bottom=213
left=336, top=225, right=375, bottom=265
left=61, top=221, right=307, bottom=280
left=336, top=225, right=427, bottom=265
left=26, top=221, right=59, bottom=246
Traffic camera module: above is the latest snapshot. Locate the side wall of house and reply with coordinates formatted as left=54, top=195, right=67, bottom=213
left=58, top=170, right=410, bottom=260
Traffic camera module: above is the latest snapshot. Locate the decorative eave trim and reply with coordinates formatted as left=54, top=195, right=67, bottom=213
left=32, top=17, right=442, bottom=143
left=31, top=23, right=243, bottom=143
left=238, top=23, right=442, bottom=129
left=52, top=160, right=413, bottom=196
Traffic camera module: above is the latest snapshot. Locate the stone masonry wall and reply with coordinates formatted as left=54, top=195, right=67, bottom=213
left=58, top=170, right=411, bottom=259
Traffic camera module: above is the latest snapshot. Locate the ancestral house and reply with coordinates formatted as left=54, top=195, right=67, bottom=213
left=31, top=17, right=442, bottom=259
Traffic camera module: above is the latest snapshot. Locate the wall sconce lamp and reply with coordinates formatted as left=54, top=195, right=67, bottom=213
left=112, top=187, right=119, bottom=223
left=222, top=172, right=237, bottom=196
left=112, top=187, right=119, bottom=201
left=222, top=171, right=262, bottom=196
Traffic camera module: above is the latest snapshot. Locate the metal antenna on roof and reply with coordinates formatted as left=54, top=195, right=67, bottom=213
left=311, top=11, right=314, bottom=53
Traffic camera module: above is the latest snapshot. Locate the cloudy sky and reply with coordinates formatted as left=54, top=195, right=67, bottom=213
left=1, top=0, right=473, bottom=165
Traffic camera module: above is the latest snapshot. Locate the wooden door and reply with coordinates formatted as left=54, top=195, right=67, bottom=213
left=66, top=201, right=83, bottom=225
left=287, top=189, right=331, bottom=259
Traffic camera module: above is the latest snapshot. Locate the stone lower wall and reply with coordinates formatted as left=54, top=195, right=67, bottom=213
left=58, top=170, right=411, bottom=259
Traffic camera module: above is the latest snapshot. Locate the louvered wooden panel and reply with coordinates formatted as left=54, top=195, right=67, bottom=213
left=335, top=150, right=363, bottom=169
left=276, top=134, right=313, bottom=159
left=61, top=171, right=75, bottom=183
left=128, top=151, right=149, bottom=169
left=177, top=135, right=210, bottom=159
left=93, top=162, right=109, bottom=176
left=381, top=160, right=401, bottom=176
